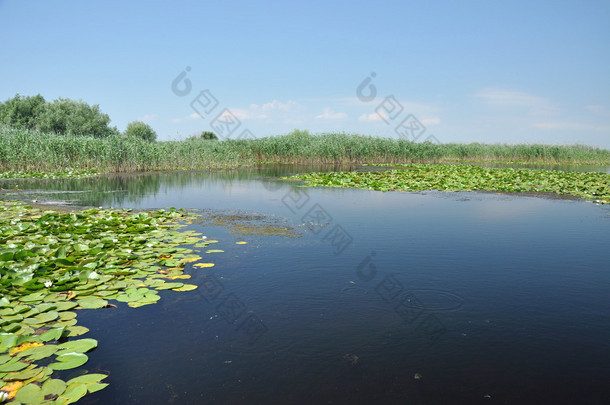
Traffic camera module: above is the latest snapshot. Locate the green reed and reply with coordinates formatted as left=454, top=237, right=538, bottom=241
left=1, top=127, right=608, bottom=174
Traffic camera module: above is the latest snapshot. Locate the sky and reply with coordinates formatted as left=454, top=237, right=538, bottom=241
left=1, top=0, right=609, bottom=147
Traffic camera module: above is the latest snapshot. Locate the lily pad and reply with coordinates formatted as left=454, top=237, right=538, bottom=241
left=14, top=382, right=44, bottom=404
left=66, top=373, right=108, bottom=385
left=38, top=327, right=65, bottom=342
left=193, top=263, right=215, bottom=268
left=22, top=344, right=59, bottom=361
left=58, top=382, right=88, bottom=404
left=3, top=366, right=45, bottom=381
left=86, top=382, right=109, bottom=393
left=0, top=358, right=28, bottom=372
left=57, top=338, right=97, bottom=354
left=77, top=297, right=108, bottom=309
left=42, top=378, right=67, bottom=396
left=65, top=326, right=89, bottom=337
left=155, top=282, right=183, bottom=290
left=49, top=352, right=88, bottom=370
left=173, top=284, right=198, bottom=292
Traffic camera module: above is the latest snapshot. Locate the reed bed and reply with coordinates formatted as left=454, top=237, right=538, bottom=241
left=1, top=127, right=608, bottom=174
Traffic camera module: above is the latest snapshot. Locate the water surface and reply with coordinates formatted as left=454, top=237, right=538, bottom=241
left=1, top=165, right=609, bottom=404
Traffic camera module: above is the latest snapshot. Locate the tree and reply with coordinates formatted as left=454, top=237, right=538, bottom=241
left=124, top=121, right=157, bottom=142
left=0, top=94, right=46, bottom=130
left=36, top=98, right=118, bottom=138
left=200, top=131, right=218, bottom=140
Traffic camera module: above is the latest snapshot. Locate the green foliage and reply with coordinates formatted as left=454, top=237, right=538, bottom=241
left=200, top=131, right=218, bottom=140
left=187, top=131, right=218, bottom=141
left=0, top=94, right=46, bottom=130
left=124, top=121, right=157, bottom=142
left=0, top=127, right=608, bottom=174
left=36, top=98, right=118, bottom=138
left=0, top=200, right=213, bottom=403
left=289, top=164, right=610, bottom=203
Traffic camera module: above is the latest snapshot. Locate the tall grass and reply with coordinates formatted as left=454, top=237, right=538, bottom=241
left=1, top=127, right=609, bottom=174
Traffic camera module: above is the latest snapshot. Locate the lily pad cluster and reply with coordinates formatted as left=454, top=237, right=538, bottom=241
left=0, top=169, right=98, bottom=180
left=287, top=164, right=610, bottom=204
left=0, top=200, right=219, bottom=403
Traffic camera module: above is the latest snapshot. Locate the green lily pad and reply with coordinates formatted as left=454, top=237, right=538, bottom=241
left=86, top=382, right=109, bottom=393
left=3, top=366, right=45, bottom=381
left=19, top=292, right=47, bottom=303
left=59, top=311, right=77, bottom=321
left=1, top=323, right=21, bottom=333
left=23, top=310, right=59, bottom=325
left=57, top=338, right=97, bottom=354
left=55, top=301, right=79, bottom=311
left=77, top=297, right=107, bottom=309
left=38, top=327, right=65, bottom=342
left=22, top=344, right=58, bottom=361
left=49, top=352, right=88, bottom=370
left=14, top=382, right=45, bottom=404
left=34, top=303, right=57, bottom=313
left=42, top=378, right=67, bottom=396
left=66, top=373, right=108, bottom=385
left=155, top=282, right=183, bottom=290
left=0, top=358, right=28, bottom=372
left=58, top=382, right=88, bottom=404
left=65, top=326, right=89, bottom=337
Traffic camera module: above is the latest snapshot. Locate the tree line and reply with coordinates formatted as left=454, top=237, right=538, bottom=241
left=0, top=94, right=217, bottom=142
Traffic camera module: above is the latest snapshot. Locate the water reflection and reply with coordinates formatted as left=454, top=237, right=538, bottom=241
left=2, top=163, right=608, bottom=208
left=1, top=164, right=609, bottom=404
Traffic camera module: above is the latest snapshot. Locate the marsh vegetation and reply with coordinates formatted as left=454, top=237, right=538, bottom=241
left=1, top=127, right=609, bottom=175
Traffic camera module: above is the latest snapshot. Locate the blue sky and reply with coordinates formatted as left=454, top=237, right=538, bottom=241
left=1, top=0, right=609, bottom=147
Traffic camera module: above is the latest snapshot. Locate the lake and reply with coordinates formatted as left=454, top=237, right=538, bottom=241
left=1, top=164, right=609, bottom=404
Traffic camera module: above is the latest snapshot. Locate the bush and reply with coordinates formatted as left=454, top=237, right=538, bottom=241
left=124, top=121, right=157, bottom=142
left=186, top=131, right=218, bottom=141
left=200, top=131, right=218, bottom=140
left=0, top=94, right=47, bottom=130
left=36, top=98, right=118, bottom=138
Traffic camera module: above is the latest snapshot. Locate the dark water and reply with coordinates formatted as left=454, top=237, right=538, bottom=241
left=2, top=165, right=610, bottom=404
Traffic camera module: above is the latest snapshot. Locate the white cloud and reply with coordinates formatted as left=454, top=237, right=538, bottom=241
left=139, top=114, right=157, bottom=122
left=585, top=105, right=610, bottom=116
left=475, top=88, right=558, bottom=116
left=170, top=99, right=303, bottom=127
left=533, top=121, right=610, bottom=131
left=358, top=111, right=387, bottom=122
left=228, top=108, right=257, bottom=120
left=227, top=100, right=302, bottom=122
left=315, top=108, right=348, bottom=120
left=421, top=117, right=441, bottom=126
left=171, top=112, right=208, bottom=123
left=259, top=100, right=299, bottom=111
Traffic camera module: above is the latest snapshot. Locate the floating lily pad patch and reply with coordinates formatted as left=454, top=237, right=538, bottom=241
left=0, top=200, right=219, bottom=403
left=287, top=164, right=610, bottom=203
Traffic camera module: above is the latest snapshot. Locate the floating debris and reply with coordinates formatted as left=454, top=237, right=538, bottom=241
left=343, top=354, right=359, bottom=365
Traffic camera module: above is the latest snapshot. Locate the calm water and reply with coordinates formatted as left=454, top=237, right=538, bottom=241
left=2, top=165, right=610, bottom=404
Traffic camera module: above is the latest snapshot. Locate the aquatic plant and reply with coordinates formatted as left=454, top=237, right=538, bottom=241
left=287, top=164, right=610, bottom=204
left=0, top=200, right=221, bottom=403
left=1, top=127, right=609, bottom=176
